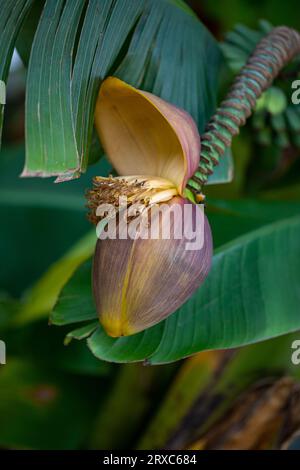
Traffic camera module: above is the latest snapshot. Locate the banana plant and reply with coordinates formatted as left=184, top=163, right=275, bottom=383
left=1, top=0, right=299, bottom=363
left=1, top=0, right=300, bottom=451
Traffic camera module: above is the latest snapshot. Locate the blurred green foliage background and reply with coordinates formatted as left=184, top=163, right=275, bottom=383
left=1, top=0, right=300, bottom=450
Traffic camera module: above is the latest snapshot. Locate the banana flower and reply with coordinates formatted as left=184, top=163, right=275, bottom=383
left=87, top=77, right=212, bottom=337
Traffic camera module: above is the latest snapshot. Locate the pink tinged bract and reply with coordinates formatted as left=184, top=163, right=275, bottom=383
left=94, top=77, right=201, bottom=195
left=93, top=197, right=213, bottom=337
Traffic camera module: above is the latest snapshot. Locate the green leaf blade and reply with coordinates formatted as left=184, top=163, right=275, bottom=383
left=51, top=212, right=300, bottom=364
left=22, top=0, right=226, bottom=181
left=0, top=0, right=34, bottom=145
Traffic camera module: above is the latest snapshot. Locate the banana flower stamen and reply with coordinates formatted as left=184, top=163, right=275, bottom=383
left=87, top=175, right=178, bottom=225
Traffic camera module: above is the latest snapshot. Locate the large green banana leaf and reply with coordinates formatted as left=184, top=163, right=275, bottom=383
left=48, top=213, right=300, bottom=363
left=1, top=0, right=233, bottom=181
